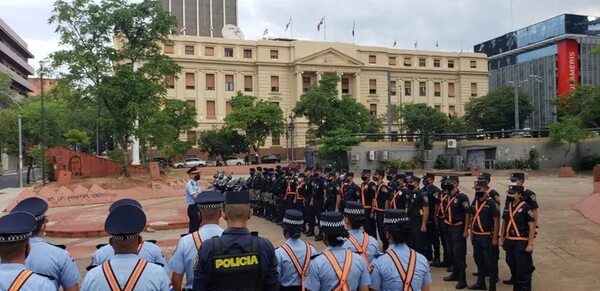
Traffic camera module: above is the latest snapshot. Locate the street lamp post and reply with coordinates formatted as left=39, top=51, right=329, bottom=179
left=508, top=74, right=541, bottom=130
left=18, top=114, right=23, bottom=188
left=40, top=62, right=46, bottom=186
left=288, top=114, right=295, bottom=161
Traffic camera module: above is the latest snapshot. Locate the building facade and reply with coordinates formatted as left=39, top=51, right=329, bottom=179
left=163, top=36, right=488, bottom=157
left=159, top=0, right=237, bottom=37
left=0, top=18, right=34, bottom=98
left=474, top=14, right=600, bottom=129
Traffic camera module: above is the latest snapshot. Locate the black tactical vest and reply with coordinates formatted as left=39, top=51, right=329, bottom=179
left=211, top=236, right=263, bottom=291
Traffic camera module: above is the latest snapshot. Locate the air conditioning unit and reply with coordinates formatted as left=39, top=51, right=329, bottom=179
left=447, top=139, right=457, bottom=149
left=380, top=151, right=389, bottom=161
left=367, top=151, right=376, bottom=161
left=350, top=153, right=360, bottom=163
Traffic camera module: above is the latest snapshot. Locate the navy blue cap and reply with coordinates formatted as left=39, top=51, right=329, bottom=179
left=194, top=191, right=225, bottom=208
left=473, top=180, right=488, bottom=189
left=478, top=172, right=491, bottom=181
left=423, top=173, right=435, bottom=179
left=361, top=169, right=371, bottom=175
left=104, top=205, right=146, bottom=240
left=225, top=191, right=250, bottom=205
left=386, top=169, right=398, bottom=175
left=384, top=209, right=410, bottom=226
left=0, top=212, right=37, bottom=242
left=510, top=173, right=525, bottom=181
left=375, top=169, right=385, bottom=176
left=283, top=209, right=304, bottom=226
left=404, top=171, right=414, bottom=177
left=109, top=198, right=142, bottom=213
left=508, top=185, right=524, bottom=194
left=186, top=166, right=198, bottom=174
left=346, top=172, right=354, bottom=177
left=344, top=201, right=365, bottom=216
left=447, top=176, right=460, bottom=183
left=320, top=211, right=345, bottom=231
left=11, top=197, right=48, bottom=221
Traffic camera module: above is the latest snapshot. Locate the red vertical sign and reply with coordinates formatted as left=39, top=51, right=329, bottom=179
left=556, top=39, right=579, bottom=95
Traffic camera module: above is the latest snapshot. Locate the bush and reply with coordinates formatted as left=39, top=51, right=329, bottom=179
left=527, top=148, right=540, bottom=170
left=495, top=148, right=540, bottom=170
left=434, top=154, right=450, bottom=169
left=107, top=149, right=124, bottom=166
left=382, top=159, right=419, bottom=170
left=578, top=155, right=600, bottom=171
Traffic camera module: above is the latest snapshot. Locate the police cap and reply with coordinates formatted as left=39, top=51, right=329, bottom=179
left=320, top=211, right=345, bottom=232
left=225, top=191, right=251, bottom=205
left=186, top=166, right=198, bottom=174
left=11, top=197, right=48, bottom=221
left=109, top=198, right=142, bottom=213
left=249, top=168, right=256, bottom=172
left=423, top=173, right=435, bottom=180
left=386, top=169, right=398, bottom=175
left=404, top=171, right=414, bottom=177
left=0, top=212, right=37, bottom=242
left=473, top=180, right=488, bottom=189
left=383, top=209, right=410, bottom=226
left=510, top=172, right=525, bottom=181
left=346, top=172, right=354, bottom=178
left=478, top=172, right=491, bottom=182
left=282, top=209, right=304, bottom=226
left=361, top=169, right=371, bottom=175
left=508, top=185, right=525, bottom=194
left=195, top=191, right=225, bottom=208
left=343, top=201, right=365, bottom=216
left=447, top=176, right=460, bottom=183
left=375, top=169, right=385, bottom=176
left=104, top=205, right=146, bottom=240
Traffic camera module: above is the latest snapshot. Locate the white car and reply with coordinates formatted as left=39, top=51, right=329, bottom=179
left=172, top=158, right=207, bottom=168
left=217, top=156, right=244, bottom=166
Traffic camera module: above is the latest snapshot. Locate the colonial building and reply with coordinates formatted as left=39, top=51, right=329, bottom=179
left=0, top=18, right=34, bottom=98
left=163, top=36, right=489, bottom=158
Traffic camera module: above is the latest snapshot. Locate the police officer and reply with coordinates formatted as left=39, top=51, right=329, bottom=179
left=168, top=191, right=225, bottom=291
left=295, top=173, right=309, bottom=233
left=359, top=169, right=377, bottom=238
left=432, top=176, right=450, bottom=269
left=405, top=175, right=430, bottom=258
left=477, top=172, right=501, bottom=205
left=442, top=176, right=470, bottom=289
left=185, top=168, right=203, bottom=233
left=81, top=204, right=170, bottom=290
left=386, top=169, right=400, bottom=194
left=372, top=169, right=392, bottom=250
left=274, top=168, right=287, bottom=225
left=0, top=211, right=56, bottom=290
left=310, top=168, right=326, bottom=240
left=342, top=201, right=379, bottom=266
left=9, top=197, right=80, bottom=290
left=422, top=173, right=442, bottom=264
left=370, top=209, right=432, bottom=291
left=284, top=171, right=298, bottom=212
left=193, top=191, right=278, bottom=290
left=253, top=167, right=265, bottom=217
left=468, top=180, right=500, bottom=291
left=390, top=173, right=406, bottom=210
left=304, top=211, right=371, bottom=291
left=499, top=185, right=536, bottom=291
left=89, top=199, right=166, bottom=269
left=324, top=171, right=340, bottom=213
left=508, top=173, right=539, bottom=223
left=276, top=209, right=319, bottom=290
left=341, top=172, right=360, bottom=211
left=247, top=168, right=257, bottom=209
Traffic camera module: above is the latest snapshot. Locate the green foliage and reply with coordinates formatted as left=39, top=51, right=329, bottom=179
left=464, top=86, right=533, bottom=130
left=556, top=85, right=600, bottom=128
left=107, top=149, right=124, bottom=166
left=527, top=148, right=540, bottom=170
left=398, top=103, right=447, bottom=150
left=198, top=127, right=248, bottom=158
left=577, top=155, right=600, bottom=171
left=445, top=115, right=475, bottom=133
left=293, top=73, right=382, bottom=137
left=142, top=99, right=197, bottom=159
left=224, top=92, right=283, bottom=152
left=495, top=148, right=541, bottom=170
left=549, top=116, right=590, bottom=163
left=434, top=154, right=450, bottom=169
left=64, top=129, right=90, bottom=148
left=317, top=129, right=362, bottom=154
left=0, top=109, right=18, bottom=153
left=381, top=159, right=419, bottom=170
left=0, top=72, right=15, bottom=109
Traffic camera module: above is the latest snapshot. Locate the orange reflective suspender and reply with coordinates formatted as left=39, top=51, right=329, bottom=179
left=281, top=242, right=312, bottom=290
left=506, top=201, right=528, bottom=241
left=8, top=270, right=33, bottom=291
left=348, top=233, right=372, bottom=271
left=102, top=259, right=148, bottom=291
left=386, top=249, right=417, bottom=291
left=323, top=249, right=353, bottom=291
left=296, top=182, right=305, bottom=200
left=360, top=183, right=370, bottom=208
left=192, top=231, right=202, bottom=249
left=444, top=196, right=457, bottom=225
left=391, top=189, right=402, bottom=209
left=471, top=199, right=491, bottom=235
left=286, top=181, right=296, bottom=199
left=373, top=184, right=385, bottom=212
left=437, top=192, right=447, bottom=217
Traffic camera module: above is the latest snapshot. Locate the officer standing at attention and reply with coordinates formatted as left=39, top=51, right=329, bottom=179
left=342, top=201, right=379, bottom=266
left=499, top=185, right=536, bottom=291
left=88, top=199, right=165, bottom=270
left=168, top=191, right=225, bottom=291
left=370, top=209, right=432, bottom=291
left=404, top=175, right=430, bottom=258
left=10, top=197, right=80, bottom=291
left=81, top=204, right=170, bottom=290
left=507, top=173, right=539, bottom=224
left=477, top=173, right=501, bottom=205
left=284, top=171, right=298, bottom=212
left=311, top=168, right=327, bottom=241
left=324, top=171, right=340, bottom=213
left=390, top=173, right=407, bottom=210
left=185, top=168, right=203, bottom=233
left=304, top=211, right=371, bottom=291
left=0, top=211, right=56, bottom=290
left=372, top=169, right=391, bottom=250
left=432, top=176, right=450, bottom=269
left=386, top=169, right=400, bottom=195
left=341, top=172, right=360, bottom=211
left=421, top=173, right=442, bottom=265
left=276, top=209, right=319, bottom=290
left=442, top=176, right=471, bottom=289
left=359, top=169, right=377, bottom=238
left=468, top=180, right=500, bottom=291
left=193, top=191, right=278, bottom=290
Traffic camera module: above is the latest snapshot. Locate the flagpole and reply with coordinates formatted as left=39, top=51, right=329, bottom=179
left=324, top=15, right=326, bottom=41
left=291, top=17, right=294, bottom=39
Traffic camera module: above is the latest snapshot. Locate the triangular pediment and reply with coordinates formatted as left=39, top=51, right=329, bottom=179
left=294, top=48, right=363, bottom=66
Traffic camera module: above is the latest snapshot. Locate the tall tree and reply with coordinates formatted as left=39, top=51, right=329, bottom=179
left=0, top=72, right=15, bottom=109
left=549, top=116, right=590, bottom=165
left=224, top=92, right=284, bottom=154
left=50, top=0, right=180, bottom=175
left=556, top=85, right=600, bottom=128
left=198, top=127, right=248, bottom=159
left=464, top=86, right=533, bottom=130
left=398, top=103, right=448, bottom=149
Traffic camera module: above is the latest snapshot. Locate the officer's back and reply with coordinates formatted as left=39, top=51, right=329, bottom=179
left=193, top=191, right=278, bottom=291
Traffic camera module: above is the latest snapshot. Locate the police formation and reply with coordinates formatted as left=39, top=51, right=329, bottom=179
left=0, top=169, right=538, bottom=291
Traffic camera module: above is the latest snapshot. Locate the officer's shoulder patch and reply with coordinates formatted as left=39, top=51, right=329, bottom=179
left=310, top=254, right=322, bottom=260
left=530, top=194, right=537, bottom=202
left=527, top=210, right=534, bottom=217
left=462, top=201, right=470, bottom=209
left=423, top=195, right=429, bottom=204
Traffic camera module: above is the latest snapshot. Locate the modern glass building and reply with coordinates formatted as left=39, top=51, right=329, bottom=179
left=159, top=0, right=238, bottom=38
left=474, top=14, right=600, bottom=128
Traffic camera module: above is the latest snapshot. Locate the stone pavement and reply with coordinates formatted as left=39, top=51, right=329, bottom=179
left=38, top=172, right=600, bottom=290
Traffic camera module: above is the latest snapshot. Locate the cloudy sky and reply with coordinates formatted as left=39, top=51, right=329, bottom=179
left=1, top=0, right=598, bottom=71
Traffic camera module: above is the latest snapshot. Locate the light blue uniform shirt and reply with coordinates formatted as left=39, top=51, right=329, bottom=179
left=0, top=263, right=56, bottom=291
left=343, top=229, right=380, bottom=264
left=91, top=241, right=166, bottom=267
left=370, top=243, right=432, bottom=291
left=275, top=238, right=319, bottom=287
left=25, top=236, right=80, bottom=289
left=185, top=180, right=201, bottom=205
left=167, top=224, right=224, bottom=289
left=304, top=245, right=371, bottom=291
left=82, top=254, right=169, bottom=291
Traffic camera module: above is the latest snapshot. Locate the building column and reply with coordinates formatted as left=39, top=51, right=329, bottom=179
left=316, top=71, right=322, bottom=82
left=354, top=73, right=361, bottom=100
left=295, top=71, right=303, bottom=103
left=337, top=73, right=342, bottom=97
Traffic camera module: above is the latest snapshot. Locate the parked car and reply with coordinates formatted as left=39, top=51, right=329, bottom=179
left=261, top=154, right=280, bottom=164
left=217, top=156, right=244, bottom=166
left=172, top=158, right=207, bottom=168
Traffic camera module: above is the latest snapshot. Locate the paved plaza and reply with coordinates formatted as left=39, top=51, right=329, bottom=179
left=27, top=171, right=600, bottom=290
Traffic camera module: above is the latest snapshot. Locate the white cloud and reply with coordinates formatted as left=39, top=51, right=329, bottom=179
left=23, top=38, right=61, bottom=71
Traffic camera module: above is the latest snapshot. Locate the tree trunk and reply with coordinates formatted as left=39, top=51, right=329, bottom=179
left=564, top=143, right=572, bottom=165
left=26, top=157, right=32, bottom=184
left=120, top=137, right=130, bottom=177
